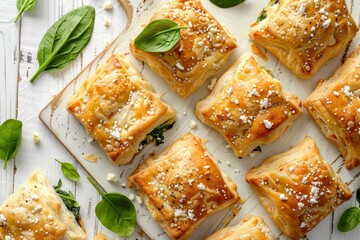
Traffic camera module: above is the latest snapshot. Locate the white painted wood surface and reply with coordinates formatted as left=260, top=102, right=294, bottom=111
left=0, top=0, right=360, bottom=240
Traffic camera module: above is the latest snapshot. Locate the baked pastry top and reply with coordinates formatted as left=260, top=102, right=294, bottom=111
left=129, top=133, right=240, bottom=240
left=304, top=46, right=360, bottom=170
left=0, top=172, right=86, bottom=240
left=67, top=54, right=176, bottom=165
left=195, top=54, right=303, bottom=158
left=246, top=136, right=352, bottom=239
left=205, top=215, right=275, bottom=240
left=249, top=0, right=358, bottom=79
left=130, top=0, right=237, bottom=98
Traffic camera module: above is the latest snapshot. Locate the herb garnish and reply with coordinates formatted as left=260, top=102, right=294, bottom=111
left=210, top=0, right=246, bottom=8
left=30, top=5, right=95, bottom=83
left=257, top=0, right=279, bottom=22
left=134, top=19, right=187, bottom=53
left=140, top=121, right=175, bottom=148
left=338, top=188, right=360, bottom=232
left=55, top=159, right=81, bottom=182
left=54, top=179, right=81, bottom=224
left=0, top=119, right=22, bottom=169
left=14, top=0, right=37, bottom=23
left=88, top=177, right=136, bottom=237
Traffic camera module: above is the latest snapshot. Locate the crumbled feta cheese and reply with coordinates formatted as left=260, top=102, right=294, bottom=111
left=263, top=120, right=273, bottom=129
left=87, top=137, right=94, bottom=143
left=106, top=173, right=118, bottom=183
left=5, top=235, right=11, bottom=240
left=207, top=78, right=217, bottom=90
left=309, top=186, right=319, bottom=204
left=279, top=194, right=288, bottom=201
left=33, top=134, right=40, bottom=144
left=240, top=115, right=247, bottom=124
left=332, top=91, right=339, bottom=96
left=129, top=194, right=135, bottom=201
left=249, top=88, right=260, bottom=97
left=260, top=98, right=269, bottom=109
left=226, top=161, right=231, bottom=166
left=104, top=19, right=111, bottom=27
left=289, top=166, right=295, bottom=173
left=197, top=183, right=206, bottom=190
left=190, top=120, right=197, bottom=129
left=136, top=196, right=143, bottom=205
left=103, top=1, right=113, bottom=10
left=31, top=194, right=39, bottom=200
left=188, top=211, right=195, bottom=221
left=299, top=3, right=306, bottom=15
left=341, top=85, right=351, bottom=96
left=188, top=179, right=194, bottom=186
left=174, top=209, right=186, bottom=218
left=298, top=202, right=305, bottom=209
left=322, top=19, right=332, bottom=29
left=0, top=214, right=6, bottom=224
left=225, top=145, right=231, bottom=149
left=121, top=183, right=126, bottom=188
left=300, top=222, right=307, bottom=229
left=249, top=152, right=256, bottom=158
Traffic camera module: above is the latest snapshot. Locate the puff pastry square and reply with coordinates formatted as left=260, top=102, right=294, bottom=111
left=0, top=172, right=86, bottom=240
left=67, top=54, right=176, bottom=165
left=130, top=0, right=237, bottom=98
left=129, top=133, right=240, bottom=240
left=205, top=215, right=275, bottom=240
left=249, top=0, right=359, bottom=79
left=304, top=46, right=360, bottom=169
left=195, top=54, right=303, bottom=158
left=246, top=136, right=352, bottom=239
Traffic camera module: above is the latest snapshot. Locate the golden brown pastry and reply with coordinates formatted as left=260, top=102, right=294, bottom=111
left=246, top=136, right=352, bottom=239
left=195, top=54, right=303, bottom=158
left=249, top=0, right=359, bottom=79
left=93, top=233, right=109, bottom=240
left=0, top=172, right=86, bottom=240
left=130, top=0, right=237, bottom=98
left=205, top=215, right=275, bottom=240
left=129, top=133, right=240, bottom=240
left=67, top=54, right=176, bottom=165
left=304, top=46, right=360, bottom=170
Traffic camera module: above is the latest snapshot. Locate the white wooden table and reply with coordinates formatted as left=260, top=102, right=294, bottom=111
left=0, top=0, right=359, bottom=239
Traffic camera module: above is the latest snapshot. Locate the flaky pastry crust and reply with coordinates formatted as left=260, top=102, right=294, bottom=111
left=246, top=136, right=352, bottom=239
left=304, top=46, right=360, bottom=170
left=249, top=0, right=358, bottom=79
left=195, top=53, right=303, bottom=158
left=129, top=133, right=240, bottom=240
left=130, top=0, right=237, bottom=98
left=67, top=54, right=176, bottom=165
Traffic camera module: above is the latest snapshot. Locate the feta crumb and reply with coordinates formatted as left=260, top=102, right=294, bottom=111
left=299, top=3, right=306, bottom=15
left=136, top=195, right=143, bottom=205
left=129, top=194, right=135, bottom=201
left=31, top=194, right=39, bottom=200
left=226, top=161, right=231, bottom=166
left=33, top=134, right=40, bottom=144
left=87, top=137, right=94, bottom=143
left=341, top=86, right=351, bottom=96
left=260, top=98, right=269, bottom=109
left=197, top=183, right=206, bottom=190
left=121, top=183, right=126, bottom=188
left=289, top=166, right=295, bottom=173
left=103, top=1, right=113, bottom=10
left=190, top=120, right=197, bottom=129
left=249, top=152, right=256, bottom=158
left=263, top=119, right=273, bottom=129
left=333, top=91, right=339, bottom=96
left=106, top=173, right=118, bottom=183
left=104, top=19, right=111, bottom=27
left=174, top=209, right=186, bottom=218
left=240, top=115, right=247, bottom=124
left=0, top=214, right=6, bottom=224
left=225, top=145, right=231, bottom=149
left=249, top=88, right=260, bottom=97
left=5, top=235, right=11, bottom=240
left=279, top=194, right=288, bottom=201
left=298, top=202, right=305, bottom=209
left=300, top=222, right=307, bottom=229
left=183, top=112, right=187, bottom=116
left=207, top=78, right=217, bottom=90
left=188, top=211, right=195, bottom=220
left=322, top=19, right=332, bottom=29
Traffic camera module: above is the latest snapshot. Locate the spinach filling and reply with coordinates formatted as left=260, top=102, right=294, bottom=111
left=257, top=0, right=279, bottom=22
left=54, top=179, right=81, bottom=224
left=140, top=120, right=175, bottom=148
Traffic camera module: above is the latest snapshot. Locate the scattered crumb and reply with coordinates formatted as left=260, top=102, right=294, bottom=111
left=87, top=137, right=94, bottom=143
left=225, top=144, right=231, bottom=149
left=250, top=43, right=268, bottom=61
left=207, top=78, right=217, bottom=90
left=249, top=152, right=256, bottom=158
left=121, top=183, right=126, bottom=188
left=190, top=120, right=197, bottom=129
left=226, top=161, right=231, bottom=166
left=129, top=194, right=135, bottom=201
left=136, top=195, right=143, bottom=205
left=183, top=112, right=187, bottom=116
left=33, top=134, right=40, bottom=144
left=104, top=19, right=111, bottom=27
left=84, top=153, right=98, bottom=163
left=103, top=1, right=113, bottom=10
left=106, top=173, right=118, bottom=183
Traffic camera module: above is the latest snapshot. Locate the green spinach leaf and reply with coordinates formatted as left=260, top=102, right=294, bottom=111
left=210, top=0, right=245, bottom=8
left=140, top=121, right=175, bottom=148
left=356, top=188, right=360, bottom=205
left=257, top=0, right=279, bottom=22
left=88, top=177, right=136, bottom=237
left=338, top=207, right=360, bottom=232
left=54, top=179, right=81, bottom=224
left=134, top=19, right=187, bottom=53
left=0, top=119, right=22, bottom=169
left=30, top=5, right=95, bottom=83
left=14, top=0, right=37, bottom=23
left=55, top=159, right=80, bottom=182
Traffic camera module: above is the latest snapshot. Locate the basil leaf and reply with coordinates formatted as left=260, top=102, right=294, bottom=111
left=210, top=0, right=245, bottom=8
left=337, top=207, right=360, bottom=232
left=0, top=119, right=22, bottom=169
left=134, top=19, right=187, bottom=53
left=14, top=0, right=37, bottom=23
left=54, top=179, right=81, bottom=224
left=55, top=159, right=80, bottom=182
left=88, top=177, right=136, bottom=237
left=357, top=188, right=360, bottom=205
left=30, top=5, right=95, bottom=83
